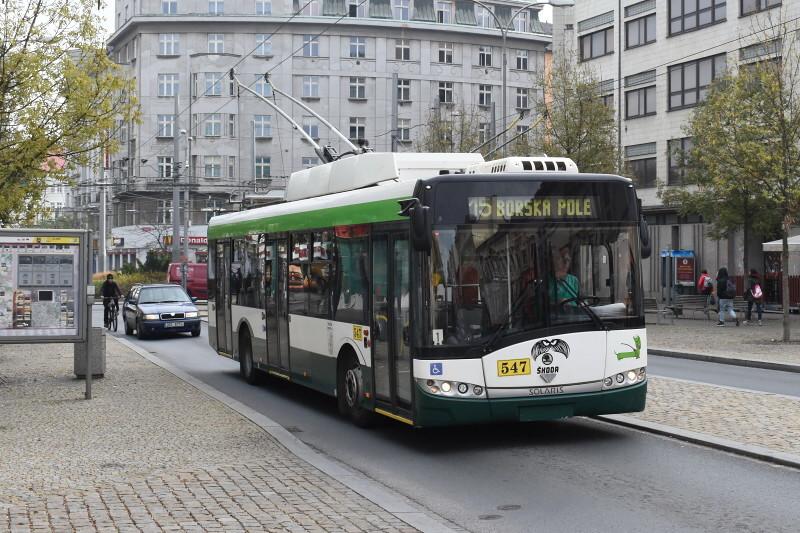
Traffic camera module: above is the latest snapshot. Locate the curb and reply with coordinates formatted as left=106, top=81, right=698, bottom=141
left=110, top=336, right=459, bottom=533
left=596, top=414, right=800, bottom=470
left=649, top=348, right=800, bottom=374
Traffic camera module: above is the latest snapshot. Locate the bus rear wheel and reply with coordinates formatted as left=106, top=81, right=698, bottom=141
left=337, top=352, right=373, bottom=428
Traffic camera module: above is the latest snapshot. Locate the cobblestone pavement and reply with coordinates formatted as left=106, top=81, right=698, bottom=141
left=0, top=341, right=417, bottom=533
left=646, top=312, right=800, bottom=366
left=630, top=376, right=800, bottom=457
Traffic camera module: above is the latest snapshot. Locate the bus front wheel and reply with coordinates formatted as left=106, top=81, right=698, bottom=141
left=337, top=351, right=373, bottom=428
left=239, top=332, right=260, bottom=385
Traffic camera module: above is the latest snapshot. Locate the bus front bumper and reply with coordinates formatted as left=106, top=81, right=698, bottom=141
left=413, top=380, right=647, bottom=427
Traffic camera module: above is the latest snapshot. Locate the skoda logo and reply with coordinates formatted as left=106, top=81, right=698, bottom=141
left=532, top=339, right=570, bottom=384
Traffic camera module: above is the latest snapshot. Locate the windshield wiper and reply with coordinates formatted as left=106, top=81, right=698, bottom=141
left=482, top=281, right=536, bottom=354
left=557, top=279, right=608, bottom=330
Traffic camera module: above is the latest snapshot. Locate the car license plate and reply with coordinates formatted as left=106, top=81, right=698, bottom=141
left=497, top=358, right=531, bottom=377
left=165, top=321, right=183, bottom=328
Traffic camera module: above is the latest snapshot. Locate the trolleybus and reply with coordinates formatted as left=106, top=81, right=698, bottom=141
left=208, top=152, right=651, bottom=427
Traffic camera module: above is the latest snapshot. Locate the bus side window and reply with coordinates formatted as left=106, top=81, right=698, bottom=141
left=333, top=225, right=369, bottom=325
left=208, top=240, right=216, bottom=301
left=289, top=232, right=309, bottom=315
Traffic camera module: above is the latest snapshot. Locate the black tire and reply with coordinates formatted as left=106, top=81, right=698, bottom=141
left=136, top=319, right=148, bottom=340
left=191, top=327, right=200, bottom=337
left=337, top=351, right=374, bottom=428
left=239, top=333, right=260, bottom=385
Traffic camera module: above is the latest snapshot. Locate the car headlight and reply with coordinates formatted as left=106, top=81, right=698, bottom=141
left=143, top=314, right=159, bottom=320
left=185, top=311, right=198, bottom=318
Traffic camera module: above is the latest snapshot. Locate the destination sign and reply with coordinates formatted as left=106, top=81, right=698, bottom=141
left=468, top=196, right=597, bottom=221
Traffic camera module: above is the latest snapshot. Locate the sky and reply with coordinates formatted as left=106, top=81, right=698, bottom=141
left=99, top=3, right=554, bottom=39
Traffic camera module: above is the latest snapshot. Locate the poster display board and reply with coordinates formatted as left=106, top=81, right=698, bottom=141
left=0, top=229, right=88, bottom=343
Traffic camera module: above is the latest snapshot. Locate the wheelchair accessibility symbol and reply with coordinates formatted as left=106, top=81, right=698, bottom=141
left=430, top=362, right=443, bottom=376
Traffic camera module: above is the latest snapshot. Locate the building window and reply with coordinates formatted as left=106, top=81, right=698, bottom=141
left=438, top=42, right=453, bottom=63
left=516, top=49, right=528, bottom=70
left=158, top=200, right=172, bottom=224
left=208, top=0, right=223, bottom=14
left=205, top=198, right=222, bottom=223
left=349, top=36, right=366, bottom=58
left=157, top=73, right=179, bottom=96
left=228, top=114, right=236, bottom=137
left=157, top=114, right=175, bottom=137
left=349, top=117, right=366, bottom=140
left=349, top=0, right=366, bottom=17
left=302, top=0, right=320, bottom=15
left=228, top=156, right=236, bottom=178
left=626, top=14, right=656, bottom=48
left=478, top=122, right=490, bottom=144
left=255, top=0, right=271, bottom=14
left=478, top=46, right=492, bottom=67
left=254, top=115, right=272, bottom=138
left=205, top=156, right=222, bottom=178
left=393, top=0, right=409, bottom=20
left=204, top=72, right=222, bottom=96
left=255, top=75, right=271, bottom=96
left=161, top=0, right=177, bottom=14
left=204, top=114, right=222, bottom=137
left=254, top=156, right=270, bottom=180
left=302, top=157, right=319, bottom=168
left=513, top=11, right=528, bottom=32
left=515, top=87, right=528, bottom=110
left=741, top=0, right=780, bottom=15
left=158, top=156, right=173, bottom=178
left=302, top=75, right=320, bottom=97
left=398, top=118, right=411, bottom=142
left=438, top=81, right=453, bottom=104
left=436, top=1, right=452, bottom=23
left=303, top=35, right=320, bottom=57
left=602, top=93, right=614, bottom=108
left=397, top=78, right=410, bottom=101
left=395, top=39, right=410, bottom=60
left=349, top=77, right=366, bottom=99
left=159, top=33, right=179, bottom=55
left=476, top=6, right=493, bottom=28
left=668, top=53, right=726, bottom=110
left=303, top=116, right=320, bottom=139
left=478, top=84, right=492, bottom=106
left=580, top=27, right=614, bottom=61
left=668, top=137, right=693, bottom=185
left=625, top=85, right=656, bottom=119
left=255, top=34, right=271, bottom=55
left=669, top=0, right=726, bottom=36
left=628, top=157, right=657, bottom=188
left=208, top=33, right=224, bottom=54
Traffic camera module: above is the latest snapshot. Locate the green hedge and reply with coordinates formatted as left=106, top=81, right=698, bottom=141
left=93, top=272, right=167, bottom=299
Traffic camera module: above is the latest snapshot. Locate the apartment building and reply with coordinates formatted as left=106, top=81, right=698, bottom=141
left=552, top=0, right=795, bottom=295
left=106, top=0, right=553, bottom=233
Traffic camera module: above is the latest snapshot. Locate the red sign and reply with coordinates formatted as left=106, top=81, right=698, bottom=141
left=676, top=257, right=695, bottom=284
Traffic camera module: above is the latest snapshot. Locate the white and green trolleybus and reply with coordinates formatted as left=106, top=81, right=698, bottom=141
left=208, top=152, right=651, bottom=427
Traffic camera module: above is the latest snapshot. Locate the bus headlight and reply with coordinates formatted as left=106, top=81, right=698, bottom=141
left=627, top=370, right=637, bottom=383
left=418, top=378, right=486, bottom=398
left=603, top=367, right=647, bottom=389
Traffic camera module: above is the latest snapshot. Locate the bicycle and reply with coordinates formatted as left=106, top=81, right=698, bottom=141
left=104, top=298, right=119, bottom=332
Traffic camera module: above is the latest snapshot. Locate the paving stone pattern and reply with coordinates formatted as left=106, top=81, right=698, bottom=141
left=631, top=376, right=800, bottom=456
left=0, top=342, right=417, bottom=533
left=646, top=312, right=800, bottom=366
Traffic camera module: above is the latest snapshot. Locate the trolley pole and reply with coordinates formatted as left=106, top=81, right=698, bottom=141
left=171, top=93, right=181, bottom=262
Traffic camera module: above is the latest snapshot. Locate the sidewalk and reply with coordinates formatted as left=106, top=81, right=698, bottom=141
left=0, top=340, right=421, bottom=532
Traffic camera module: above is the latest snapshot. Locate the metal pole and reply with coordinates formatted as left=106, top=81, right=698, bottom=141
left=502, top=29, right=508, bottom=157
left=85, top=231, right=92, bottom=400
left=391, top=73, right=399, bottom=152
left=100, top=182, right=107, bottom=272
left=172, top=92, right=181, bottom=262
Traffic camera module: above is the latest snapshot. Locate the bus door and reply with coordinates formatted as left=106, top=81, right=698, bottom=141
left=215, top=241, right=233, bottom=355
left=371, top=232, right=412, bottom=411
left=265, top=239, right=290, bottom=370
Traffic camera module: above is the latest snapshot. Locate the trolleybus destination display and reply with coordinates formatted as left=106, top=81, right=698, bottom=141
left=0, top=230, right=88, bottom=342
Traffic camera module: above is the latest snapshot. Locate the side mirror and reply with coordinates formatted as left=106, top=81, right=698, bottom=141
left=640, top=216, right=651, bottom=259
left=398, top=198, right=432, bottom=252
left=191, top=296, right=198, bottom=302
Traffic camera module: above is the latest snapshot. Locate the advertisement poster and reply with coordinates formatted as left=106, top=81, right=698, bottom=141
left=0, top=235, right=81, bottom=338
left=675, top=256, right=695, bottom=285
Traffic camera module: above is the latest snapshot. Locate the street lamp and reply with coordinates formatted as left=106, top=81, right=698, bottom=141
left=469, top=0, right=574, bottom=156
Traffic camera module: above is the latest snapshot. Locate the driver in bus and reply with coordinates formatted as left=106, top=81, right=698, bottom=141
left=550, top=244, right=579, bottom=307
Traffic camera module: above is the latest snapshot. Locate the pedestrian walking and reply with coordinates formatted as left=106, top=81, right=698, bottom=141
left=715, top=267, right=739, bottom=327
left=744, top=268, right=765, bottom=326
left=697, top=269, right=714, bottom=309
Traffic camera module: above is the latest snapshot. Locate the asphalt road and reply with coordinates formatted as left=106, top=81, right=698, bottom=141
left=95, top=307, right=800, bottom=533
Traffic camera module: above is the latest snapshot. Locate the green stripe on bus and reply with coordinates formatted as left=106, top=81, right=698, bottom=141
left=208, top=197, right=407, bottom=239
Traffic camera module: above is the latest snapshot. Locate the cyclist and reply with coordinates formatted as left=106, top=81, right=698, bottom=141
left=101, top=274, right=122, bottom=327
